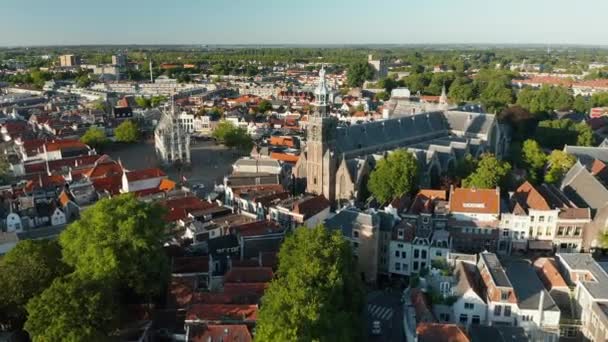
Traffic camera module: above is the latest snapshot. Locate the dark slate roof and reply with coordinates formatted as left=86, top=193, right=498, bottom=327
left=377, top=211, right=397, bottom=232
left=324, top=208, right=378, bottom=237
left=564, top=145, right=608, bottom=167
left=559, top=253, right=608, bottom=300
left=207, top=234, right=240, bottom=257
left=561, top=162, right=608, bottom=209
left=480, top=252, right=512, bottom=288
left=334, top=111, right=449, bottom=154
left=504, top=261, right=559, bottom=311
left=469, top=325, right=529, bottom=342
left=17, top=224, right=67, bottom=240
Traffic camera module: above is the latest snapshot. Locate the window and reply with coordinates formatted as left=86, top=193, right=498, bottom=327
left=529, top=227, right=534, bottom=236
left=403, top=263, right=408, bottom=271
left=395, top=263, right=401, bottom=271
left=398, top=230, right=404, bottom=238
left=575, top=227, right=582, bottom=236
left=421, top=250, right=427, bottom=259
left=530, top=216, right=535, bottom=222
left=401, top=251, right=407, bottom=258
left=464, top=303, right=474, bottom=310
left=501, top=291, right=509, bottom=301
left=557, top=227, right=565, bottom=236
left=472, top=315, right=481, bottom=325
left=398, top=243, right=403, bottom=248
left=353, top=231, right=359, bottom=238
left=440, top=313, right=450, bottom=322
left=504, top=306, right=511, bottom=317
left=353, top=242, right=359, bottom=249
left=502, top=230, right=509, bottom=237
left=566, top=226, right=572, bottom=235
left=421, top=262, right=426, bottom=270
left=539, top=216, right=545, bottom=222
left=414, top=249, right=420, bottom=258
left=435, top=250, right=442, bottom=257
left=413, top=261, right=419, bottom=271
left=459, top=314, right=468, bottom=324
left=422, top=216, right=430, bottom=224
left=395, top=251, right=400, bottom=257
left=494, top=305, right=502, bottom=316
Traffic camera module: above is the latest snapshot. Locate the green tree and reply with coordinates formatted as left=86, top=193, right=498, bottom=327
left=25, top=275, right=119, bottom=342
left=256, top=225, right=363, bottom=342
left=575, top=122, right=594, bottom=146
left=368, top=149, right=419, bottom=203
left=0, top=240, right=68, bottom=329
left=114, top=120, right=139, bottom=143
left=347, top=61, right=374, bottom=87
left=480, top=80, right=513, bottom=113
left=0, top=154, right=13, bottom=185
left=545, top=150, right=576, bottom=184
left=59, top=194, right=169, bottom=297
left=516, top=85, right=573, bottom=116
left=463, top=153, right=511, bottom=189
left=573, top=95, right=589, bottom=114
left=521, top=139, right=547, bottom=183
left=376, top=91, right=390, bottom=101
left=212, top=120, right=237, bottom=143
left=224, top=126, right=254, bottom=152
left=80, top=126, right=108, bottom=148
left=257, top=99, right=273, bottom=113
left=135, top=96, right=151, bottom=109
left=448, top=77, right=474, bottom=104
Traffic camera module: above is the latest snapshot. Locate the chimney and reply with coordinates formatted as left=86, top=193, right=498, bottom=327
left=537, top=290, right=544, bottom=327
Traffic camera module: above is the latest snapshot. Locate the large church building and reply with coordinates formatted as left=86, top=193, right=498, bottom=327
left=294, top=68, right=509, bottom=206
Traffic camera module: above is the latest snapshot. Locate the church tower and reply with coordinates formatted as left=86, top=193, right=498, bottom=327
left=306, top=67, right=337, bottom=202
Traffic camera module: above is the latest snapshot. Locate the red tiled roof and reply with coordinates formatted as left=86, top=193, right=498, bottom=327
left=231, top=220, right=282, bottom=237
left=167, top=276, right=196, bottom=308
left=270, top=152, right=299, bottom=164
left=416, top=323, right=470, bottom=342
left=534, top=258, right=568, bottom=290
left=45, top=139, right=89, bottom=152
left=292, top=195, right=331, bottom=219
left=161, top=196, right=217, bottom=222
left=91, top=175, right=122, bottom=195
left=125, top=168, right=166, bottom=182
left=513, top=181, right=551, bottom=211
left=189, top=324, right=252, bottom=342
left=186, top=304, right=258, bottom=322
left=25, top=174, right=65, bottom=192
left=450, top=187, right=500, bottom=215
left=224, top=267, right=273, bottom=284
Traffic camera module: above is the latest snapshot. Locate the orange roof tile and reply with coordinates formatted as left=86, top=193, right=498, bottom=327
left=513, top=181, right=551, bottom=211
left=189, top=324, right=252, bottom=342
left=125, top=168, right=166, bottom=182
left=416, top=323, right=470, bottom=342
left=450, top=187, right=500, bottom=215
left=270, top=152, right=299, bottom=164
left=186, top=304, right=258, bottom=322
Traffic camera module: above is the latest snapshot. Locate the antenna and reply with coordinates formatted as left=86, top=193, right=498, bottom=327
left=149, top=58, right=154, bottom=83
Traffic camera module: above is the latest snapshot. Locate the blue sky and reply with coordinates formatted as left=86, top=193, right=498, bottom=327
left=1, top=0, right=607, bottom=46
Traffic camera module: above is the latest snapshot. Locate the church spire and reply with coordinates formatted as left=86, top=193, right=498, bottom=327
left=313, top=66, right=329, bottom=116
left=439, top=82, right=448, bottom=105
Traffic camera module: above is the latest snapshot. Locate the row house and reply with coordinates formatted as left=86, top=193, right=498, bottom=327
left=500, top=182, right=591, bottom=254
left=268, top=194, right=330, bottom=230
left=556, top=253, right=608, bottom=342
left=477, top=252, right=561, bottom=335
left=388, top=220, right=451, bottom=277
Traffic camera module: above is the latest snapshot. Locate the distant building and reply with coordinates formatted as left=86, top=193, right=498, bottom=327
left=112, top=54, right=127, bottom=67
left=368, top=54, right=388, bottom=80
left=154, top=104, right=191, bottom=165
left=59, top=54, right=79, bottom=67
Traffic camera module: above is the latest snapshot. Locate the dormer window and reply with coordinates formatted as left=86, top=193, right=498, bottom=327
left=398, top=229, right=404, bottom=238
left=353, top=230, right=359, bottom=239
left=501, top=291, right=509, bottom=301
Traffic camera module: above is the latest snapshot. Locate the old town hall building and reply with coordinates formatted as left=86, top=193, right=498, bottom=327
left=295, top=68, right=509, bottom=206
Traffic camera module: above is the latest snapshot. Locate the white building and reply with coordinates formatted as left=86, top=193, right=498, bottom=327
left=452, top=261, right=488, bottom=327
left=155, top=105, right=191, bottom=165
